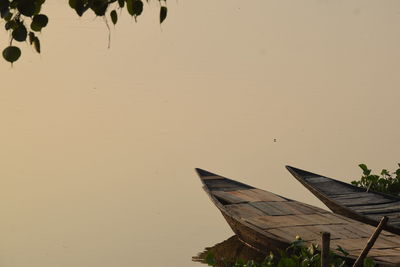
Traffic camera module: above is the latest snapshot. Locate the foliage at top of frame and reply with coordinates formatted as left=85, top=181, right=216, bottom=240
left=1, top=0, right=168, bottom=65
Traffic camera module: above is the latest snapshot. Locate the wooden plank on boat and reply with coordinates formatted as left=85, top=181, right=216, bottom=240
left=201, top=175, right=225, bottom=180
left=229, top=189, right=287, bottom=202
left=354, top=204, right=400, bottom=214
left=249, top=201, right=296, bottom=216
left=303, top=176, right=329, bottom=183
left=289, top=202, right=330, bottom=214
left=248, top=201, right=326, bottom=216
left=212, top=191, right=249, bottom=204
left=334, top=196, right=396, bottom=207
left=245, top=213, right=350, bottom=230
left=311, top=181, right=356, bottom=194
left=203, top=179, right=250, bottom=191
left=348, top=201, right=400, bottom=211
left=311, top=224, right=365, bottom=239
left=225, top=203, right=266, bottom=218
left=332, top=234, right=400, bottom=250
left=374, top=256, right=400, bottom=264
left=268, top=226, right=322, bottom=242
left=212, top=189, right=287, bottom=204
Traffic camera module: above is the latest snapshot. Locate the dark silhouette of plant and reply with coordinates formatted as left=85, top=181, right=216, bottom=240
left=1, top=0, right=168, bottom=64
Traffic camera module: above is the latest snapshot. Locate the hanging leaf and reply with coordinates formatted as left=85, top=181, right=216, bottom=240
left=29, top=31, right=35, bottom=45
left=160, top=6, right=167, bottom=24
left=33, top=0, right=44, bottom=15
left=127, top=0, right=143, bottom=18
left=5, top=20, right=17, bottom=30
left=110, top=9, right=117, bottom=25
left=133, top=0, right=143, bottom=17
left=12, top=23, right=27, bottom=42
left=33, top=14, right=48, bottom=28
left=70, top=0, right=86, bottom=16
left=2, top=10, right=12, bottom=21
left=33, top=37, right=41, bottom=53
left=69, top=0, right=77, bottom=9
left=2, top=46, right=21, bottom=63
left=91, top=0, right=108, bottom=16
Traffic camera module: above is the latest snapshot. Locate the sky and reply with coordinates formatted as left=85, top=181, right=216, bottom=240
left=1, top=0, right=400, bottom=266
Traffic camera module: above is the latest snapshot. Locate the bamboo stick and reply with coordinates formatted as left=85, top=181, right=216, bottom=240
left=352, top=216, right=388, bottom=267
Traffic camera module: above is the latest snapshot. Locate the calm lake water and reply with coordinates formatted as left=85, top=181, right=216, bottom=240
left=1, top=0, right=400, bottom=266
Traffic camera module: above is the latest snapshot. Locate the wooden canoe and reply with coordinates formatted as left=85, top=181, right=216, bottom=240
left=286, top=166, right=400, bottom=236
left=196, top=168, right=400, bottom=266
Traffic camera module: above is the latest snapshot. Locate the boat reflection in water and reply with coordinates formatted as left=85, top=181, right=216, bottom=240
left=193, top=235, right=269, bottom=266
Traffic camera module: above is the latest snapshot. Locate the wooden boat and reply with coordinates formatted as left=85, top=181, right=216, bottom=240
left=286, top=166, right=400, bottom=236
left=196, top=168, right=400, bottom=266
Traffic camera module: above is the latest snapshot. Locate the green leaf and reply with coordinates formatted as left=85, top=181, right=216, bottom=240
left=29, top=31, right=35, bottom=45
left=70, top=0, right=86, bottom=16
left=336, top=245, right=349, bottom=257
left=30, top=21, right=41, bottom=31
left=160, top=6, right=167, bottom=24
left=12, top=23, right=27, bottom=42
left=363, top=258, right=375, bottom=267
left=5, top=20, right=17, bottom=30
left=110, top=9, right=117, bottom=25
left=32, top=14, right=48, bottom=28
left=91, top=0, right=108, bottom=16
left=127, top=0, right=143, bottom=18
left=69, top=0, right=77, bottom=9
left=205, top=252, right=216, bottom=266
left=359, top=164, right=371, bottom=176
left=3, top=46, right=21, bottom=63
left=2, top=10, right=12, bottom=21
left=33, top=0, right=43, bottom=15
left=31, top=14, right=48, bottom=32
left=17, top=0, right=36, bottom=17
left=33, top=37, right=41, bottom=53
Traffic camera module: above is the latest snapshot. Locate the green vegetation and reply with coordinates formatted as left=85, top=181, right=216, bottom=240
left=204, top=237, right=374, bottom=267
left=351, top=164, right=400, bottom=196
left=1, top=0, right=167, bottom=64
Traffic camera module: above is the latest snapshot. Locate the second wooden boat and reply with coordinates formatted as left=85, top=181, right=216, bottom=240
left=286, top=166, right=400, bottom=235
left=196, top=168, right=400, bottom=265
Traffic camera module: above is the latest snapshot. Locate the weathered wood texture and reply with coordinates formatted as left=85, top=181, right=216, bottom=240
left=321, top=232, right=330, bottom=267
left=196, top=168, right=400, bottom=266
left=286, top=166, right=400, bottom=236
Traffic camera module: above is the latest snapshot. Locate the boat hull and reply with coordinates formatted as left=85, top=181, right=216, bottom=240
left=196, top=168, right=400, bottom=266
left=286, top=166, right=400, bottom=235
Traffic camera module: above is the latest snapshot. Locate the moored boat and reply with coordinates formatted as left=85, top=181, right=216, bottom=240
left=196, top=168, right=400, bottom=265
left=286, top=166, right=400, bottom=235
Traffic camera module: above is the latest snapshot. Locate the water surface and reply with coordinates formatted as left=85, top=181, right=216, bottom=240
left=1, top=0, right=400, bottom=266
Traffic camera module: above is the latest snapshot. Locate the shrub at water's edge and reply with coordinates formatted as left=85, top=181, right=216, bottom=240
left=351, top=164, right=400, bottom=196
left=203, top=237, right=375, bottom=267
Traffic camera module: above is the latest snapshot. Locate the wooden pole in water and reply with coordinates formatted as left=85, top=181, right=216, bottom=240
left=321, top=232, right=330, bottom=267
left=352, top=216, right=388, bottom=267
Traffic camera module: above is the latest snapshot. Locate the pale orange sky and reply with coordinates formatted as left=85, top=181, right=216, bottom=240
left=1, top=1, right=400, bottom=266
